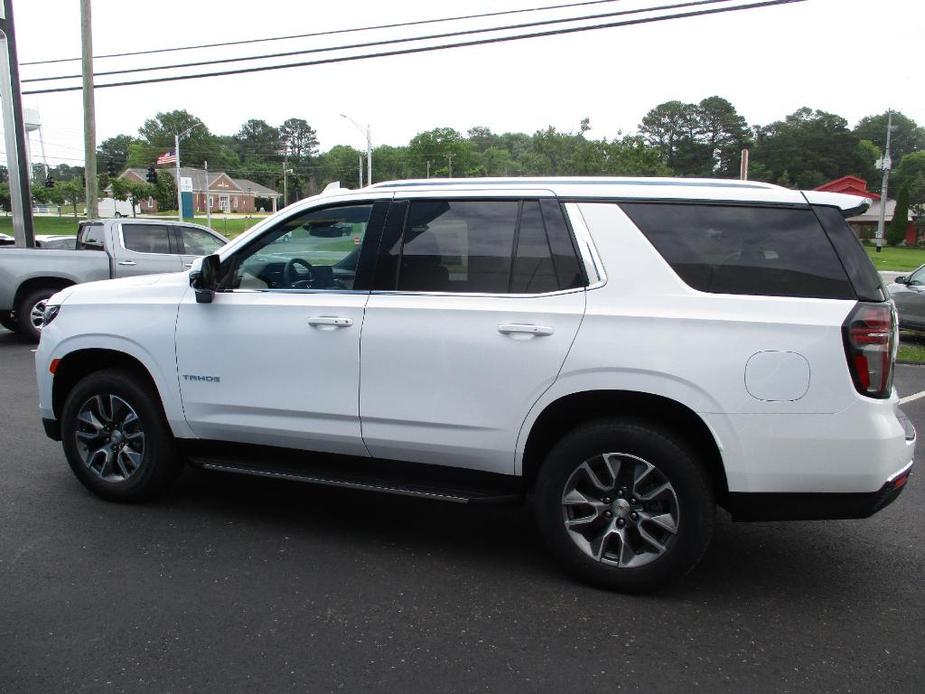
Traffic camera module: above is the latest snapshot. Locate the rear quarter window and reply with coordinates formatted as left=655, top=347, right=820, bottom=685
left=619, top=202, right=855, bottom=299
left=812, top=205, right=885, bottom=302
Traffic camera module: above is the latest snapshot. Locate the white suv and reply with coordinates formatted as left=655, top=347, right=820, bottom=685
left=35, top=178, right=915, bottom=591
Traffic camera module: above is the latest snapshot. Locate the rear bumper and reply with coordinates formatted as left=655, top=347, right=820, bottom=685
left=729, top=461, right=913, bottom=521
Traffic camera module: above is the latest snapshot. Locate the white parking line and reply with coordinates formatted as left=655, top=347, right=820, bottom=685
left=900, top=390, right=925, bottom=405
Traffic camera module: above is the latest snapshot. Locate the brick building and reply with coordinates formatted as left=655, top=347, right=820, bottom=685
left=120, top=167, right=282, bottom=214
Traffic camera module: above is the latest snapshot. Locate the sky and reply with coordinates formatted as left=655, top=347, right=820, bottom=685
left=10, top=0, right=925, bottom=167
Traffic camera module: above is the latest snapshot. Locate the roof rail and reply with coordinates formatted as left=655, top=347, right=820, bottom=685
left=368, top=176, right=782, bottom=190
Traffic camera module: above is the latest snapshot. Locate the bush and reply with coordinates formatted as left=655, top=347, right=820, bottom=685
left=887, top=184, right=911, bottom=246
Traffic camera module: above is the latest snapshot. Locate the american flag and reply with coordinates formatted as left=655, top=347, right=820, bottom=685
left=156, top=151, right=177, bottom=165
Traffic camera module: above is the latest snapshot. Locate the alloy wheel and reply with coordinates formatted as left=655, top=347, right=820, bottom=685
left=561, top=452, right=680, bottom=568
left=74, top=394, right=146, bottom=482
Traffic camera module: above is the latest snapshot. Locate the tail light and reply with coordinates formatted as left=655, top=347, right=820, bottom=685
left=842, top=302, right=896, bottom=399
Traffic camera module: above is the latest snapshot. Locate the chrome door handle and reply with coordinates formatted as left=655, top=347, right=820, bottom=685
left=497, top=323, right=554, bottom=336
left=308, top=316, right=353, bottom=328
left=117, top=260, right=137, bottom=266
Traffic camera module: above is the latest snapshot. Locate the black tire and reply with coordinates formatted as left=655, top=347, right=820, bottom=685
left=0, top=311, right=18, bottom=333
left=533, top=418, right=714, bottom=592
left=60, top=369, right=182, bottom=502
left=16, top=287, right=57, bottom=343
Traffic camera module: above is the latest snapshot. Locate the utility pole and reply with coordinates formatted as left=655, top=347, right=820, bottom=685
left=357, top=152, right=364, bottom=188
left=80, top=0, right=97, bottom=219
left=875, top=110, right=893, bottom=254
left=426, top=160, right=431, bottom=178
left=204, top=160, right=211, bottom=229
left=446, top=153, right=454, bottom=178
left=174, top=133, right=182, bottom=221
left=340, top=113, right=371, bottom=186
left=0, top=0, right=35, bottom=246
left=283, top=148, right=288, bottom=206
left=739, top=148, right=749, bottom=181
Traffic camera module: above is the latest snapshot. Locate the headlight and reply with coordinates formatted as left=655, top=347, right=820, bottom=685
left=42, top=304, right=61, bottom=326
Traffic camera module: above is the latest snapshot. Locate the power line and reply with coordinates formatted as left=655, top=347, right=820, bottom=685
left=22, top=0, right=805, bottom=95
left=26, top=0, right=720, bottom=84
left=21, top=0, right=623, bottom=66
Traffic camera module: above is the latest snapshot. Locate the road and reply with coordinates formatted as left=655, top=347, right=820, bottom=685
left=1, top=329, right=923, bottom=693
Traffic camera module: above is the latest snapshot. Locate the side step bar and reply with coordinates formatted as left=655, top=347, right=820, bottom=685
left=182, top=443, right=525, bottom=505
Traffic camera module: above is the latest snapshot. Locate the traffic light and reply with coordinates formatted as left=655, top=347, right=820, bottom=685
left=106, top=160, right=117, bottom=177
left=146, top=165, right=158, bottom=183
left=44, top=175, right=54, bottom=189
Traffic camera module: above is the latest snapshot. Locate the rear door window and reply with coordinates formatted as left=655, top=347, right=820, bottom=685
left=122, top=224, right=172, bottom=254
left=387, top=199, right=586, bottom=294
left=620, top=202, right=855, bottom=299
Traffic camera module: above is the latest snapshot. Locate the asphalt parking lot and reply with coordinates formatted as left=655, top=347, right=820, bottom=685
left=1, top=329, right=923, bottom=693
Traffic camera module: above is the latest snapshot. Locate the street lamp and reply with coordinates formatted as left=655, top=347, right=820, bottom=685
left=174, top=122, right=201, bottom=221
left=340, top=113, right=371, bottom=187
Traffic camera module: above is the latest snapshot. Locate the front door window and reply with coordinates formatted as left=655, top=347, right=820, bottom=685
left=225, top=204, right=372, bottom=291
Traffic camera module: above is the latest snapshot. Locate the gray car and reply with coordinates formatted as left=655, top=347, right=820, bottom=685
left=889, top=264, right=925, bottom=330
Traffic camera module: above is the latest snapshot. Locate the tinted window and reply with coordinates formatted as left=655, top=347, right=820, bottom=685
left=122, top=224, right=171, bottom=254
left=227, top=204, right=372, bottom=290
left=540, top=199, right=586, bottom=290
left=181, top=227, right=224, bottom=255
left=813, top=205, right=885, bottom=302
left=78, top=223, right=104, bottom=250
left=398, top=200, right=517, bottom=293
left=511, top=201, right=558, bottom=293
left=620, top=203, right=854, bottom=299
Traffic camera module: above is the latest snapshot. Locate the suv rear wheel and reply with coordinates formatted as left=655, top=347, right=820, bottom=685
left=60, top=369, right=182, bottom=501
left=534, top=419, right=714, bottom=592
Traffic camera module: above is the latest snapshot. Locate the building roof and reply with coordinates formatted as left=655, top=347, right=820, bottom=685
left=815, top=175, right=881, bottom=200
left=122, top=167, right=280, bottom=198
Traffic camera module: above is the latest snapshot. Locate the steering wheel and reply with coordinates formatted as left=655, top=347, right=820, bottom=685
left=283, top=257, right=315, bottom=288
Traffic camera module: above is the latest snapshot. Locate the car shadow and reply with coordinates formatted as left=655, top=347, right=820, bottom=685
left=154, top=466, right=881, bottom=601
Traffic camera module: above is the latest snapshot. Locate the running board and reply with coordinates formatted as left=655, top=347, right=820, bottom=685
left=182, top=442, right=524, bottom=505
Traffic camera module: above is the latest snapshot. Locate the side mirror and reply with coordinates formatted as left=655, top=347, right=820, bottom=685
left=191, top=253, right=221, bottom=304
left=895, top=275, right=907, bottom=285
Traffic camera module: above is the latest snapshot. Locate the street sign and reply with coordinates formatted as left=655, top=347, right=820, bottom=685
left=180, top=176, right=193, bottom=193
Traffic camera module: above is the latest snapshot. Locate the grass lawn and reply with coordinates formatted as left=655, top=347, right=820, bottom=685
left=864, top=246, right=925, bottom=272
left=899, top=332, right=925, bottom=364
left=0, top=214, right=263, bottom=240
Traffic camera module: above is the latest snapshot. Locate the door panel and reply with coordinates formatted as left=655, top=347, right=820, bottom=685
left=112, top=223, right=184, bottom=276
left=175, top=290, right=369, bottom=455
left=360, top=291, right=585, bottom=473
left=175, top=199, right=388, bottom=455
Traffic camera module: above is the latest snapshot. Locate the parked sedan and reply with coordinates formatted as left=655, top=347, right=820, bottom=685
left=888, top=264, right=925, bottom=330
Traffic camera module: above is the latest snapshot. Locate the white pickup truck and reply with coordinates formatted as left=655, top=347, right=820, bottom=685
left=0, top=218, right=226, bottom=341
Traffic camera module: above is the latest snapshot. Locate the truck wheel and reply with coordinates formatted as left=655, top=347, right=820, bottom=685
left=16, top=288, right=57, bottom=342
left=60, top=369, right=182, bottom=502
left=533, top=419, right=714, bottom=592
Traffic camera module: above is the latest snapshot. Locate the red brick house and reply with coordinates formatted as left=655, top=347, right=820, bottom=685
left=120, top=167, right=282, bottom=214
left=815, top=176, right=916, bottom=245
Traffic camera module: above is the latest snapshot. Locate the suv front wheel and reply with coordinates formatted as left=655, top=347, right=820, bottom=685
left=60, top=369, right=182, bottom=502
left=534, top=419, right=714, bottom=592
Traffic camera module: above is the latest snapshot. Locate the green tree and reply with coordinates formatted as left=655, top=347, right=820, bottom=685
left=639, top=100, right=693, bottom=172
left=136, top=110, right=228, bottom=169
left=235, top=119, right=281, bottom=160
left=407, top=127, right=473, bottom=177
left=894, top=151, right=925, bottom=191
left=696, top=96, right=751, bottom=177
left=96, top=134, right=137, bottom=174
left=751, top=107, right=868, bottom=188
left=279, top=118, right=319, bottom=161
left=854, top=111, right=925, bottom=163
left=887, top=184, right=910, bottom=246
left=56, top=178, right=84, bottom=218
left=110, top=177, right=154, bottom=218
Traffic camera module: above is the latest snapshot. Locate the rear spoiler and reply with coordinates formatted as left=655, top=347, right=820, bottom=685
left=802, top=191, right=871, bottom=218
